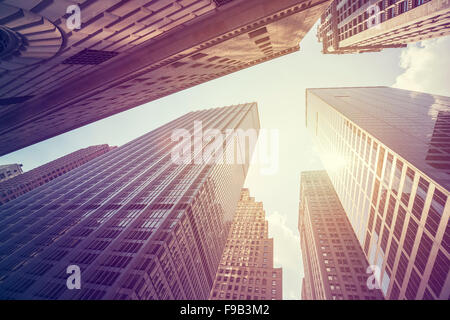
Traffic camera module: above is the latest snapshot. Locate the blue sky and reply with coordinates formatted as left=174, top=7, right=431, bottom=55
left=1, top=23, right=449, bottom=299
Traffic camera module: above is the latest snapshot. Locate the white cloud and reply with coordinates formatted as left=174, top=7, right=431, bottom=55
left=266, top=211, right=302, bottom=300
left=393, top=37, right=450, bottom=96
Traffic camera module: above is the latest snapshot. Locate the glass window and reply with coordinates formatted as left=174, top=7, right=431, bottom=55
left=385, top=195, right=396, bottom=228
left=387, top=238, right=398, bottom=270
left=376, top=147, right=385, bottom=178
left=380, top=224, right=389, bottom=253
left=393, top=206, right=406, bottom=241
left=401, top=168, right=415, bottom=207
left=404, top=217, right=418, bottom=256
left=414, top=232, right=433, bottom=274
left=425, top=188, right=447, bottom=237
left=405, top=268, right=420, bottom=300
left=371, top=142, right=378, bottom=170
left=372, top=178, right=380, bottom=206
left=378, top=186, right=388, bottom=217
left=428, top=250, right=447, bottom=297
left=411, top=177, right=429, bottom=221
left=365, top=137, right=371, bottom=162
left=391, top=159, right=403, bottom=195
left=383, top=153, right=393, bottom=187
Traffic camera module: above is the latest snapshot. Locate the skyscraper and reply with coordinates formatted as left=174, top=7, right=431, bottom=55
left=317, top=0, right=450, bottom=54
left=0, top=145, right=115, bottom=205
left=0, top=164, right=23, bottom=183
left=305, top=87, right=450, bottom=299
left=0, top=103, right=259, bottom=299
left=210, top=188, right=282, bottom=300
left=0, top=0, right=331, bottom=156
left=299, top=170, right=384, bottom=300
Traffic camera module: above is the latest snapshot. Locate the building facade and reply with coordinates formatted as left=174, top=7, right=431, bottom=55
left=0, top=103, right=259, bottom=299
left=299, top=170, right=384, bottom=300
left=317, top=0, right=450, bottom=54
left=0, top=0, right=330, bottom=156
left=210, top=188, right=282, bottom=300
left=305, top=87, right=450, bottom=299
left=0, top=145, right=114, bottom=205
left=0, top=164, right=23, bottom=183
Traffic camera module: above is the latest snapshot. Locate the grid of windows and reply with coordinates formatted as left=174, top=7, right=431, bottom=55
left=299, top=171, right=384, bottom=300
left=0, top=145, right=114, bottom=205
left=318, top=0, right=450, bottom=54
left=0, top=0, right=331, bottom=157
left=306, top=87, right=450, bottom=300
left=0, top=164, right=23, bottom=183
left=0, top=104, right=259, bottom=299
left=209, top=189, right=282, bottom=300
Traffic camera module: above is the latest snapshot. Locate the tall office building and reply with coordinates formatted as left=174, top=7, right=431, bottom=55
left=0, top=103, right=260, bottom=299
left=0, top=164, right=23, bottom=183
left=317, top=0, right=450, bottom=54
left=305, top=87, right=450, bottom=299
left=210, top=189, right=282, bottom=300
left=0, top=0, right=330, bottom=156
left=299, top=170, right=384, bottom=300
left=0, top=145, right=114, bottom=205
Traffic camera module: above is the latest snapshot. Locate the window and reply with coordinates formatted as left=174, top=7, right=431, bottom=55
left=395, top=252, right=408, bottom=286
left=387, top=7, right=395, bottom=19
left=380, top=225, right=389, bottom=253
left=404, top=218, right=418, bottom=256
left=393, top=206, right=406, bottom=241
left=405, top=268, right=421, bottom=300
left=383, top=153, right=393, bottom=186
left=387, top=238, right=398, bottom=270
left=414, top=232, right=433, bottom=274
left=368, top=206, right=376, bottom=232
left=372, top=179, right=380, bottom=206
left=398, top=0, right=408, bottom=13
left=377, top=147, right=385, bottom=178
left=401, top=168, right=415, bottom=207
left=390, top=282, right=400, bottom=300
left=412, top=177, right=429, bottom=221
left=415, top=0, right=426, bottom=6
left=371, top=142, right=378, bottom=169
left=392, top=160, right=403, bottom=195
left=428, top=250, right=448, bottom=297
left=425, top=188, right=447, bottom=237
left=378, top=186, right=388, bottom=216
left=375, top=215, right=382, bottom=234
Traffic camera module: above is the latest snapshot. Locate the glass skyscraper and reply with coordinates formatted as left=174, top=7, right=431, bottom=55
left=305, top=87, right=449, bottom=299
left=0, top=103, right=259, bottom=300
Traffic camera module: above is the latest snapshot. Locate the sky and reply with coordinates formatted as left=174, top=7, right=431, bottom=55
left=1, top=23, right=449, bottom=300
